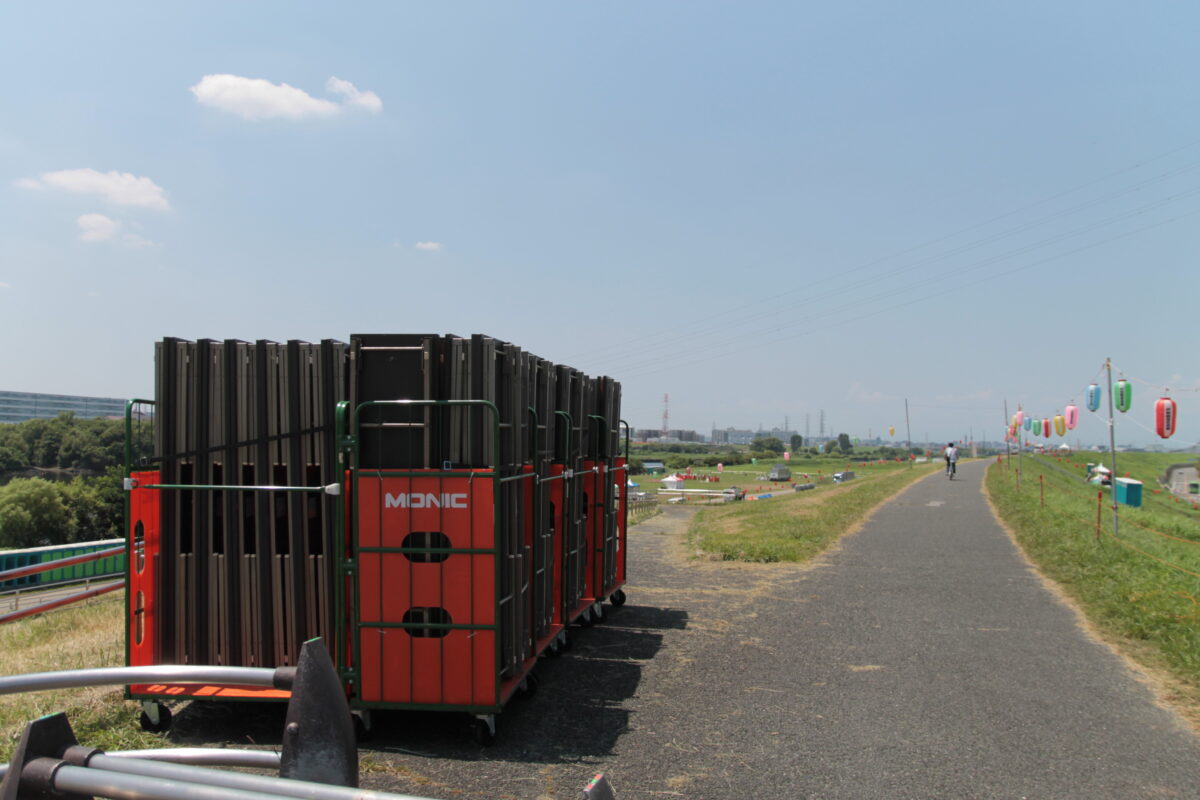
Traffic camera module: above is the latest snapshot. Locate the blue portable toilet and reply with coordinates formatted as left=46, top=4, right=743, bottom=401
left=1114, top=477, right=1143, bottom=508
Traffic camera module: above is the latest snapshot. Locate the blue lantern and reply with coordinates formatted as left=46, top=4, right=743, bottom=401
left=1086, top=383, right=1101, bottom=412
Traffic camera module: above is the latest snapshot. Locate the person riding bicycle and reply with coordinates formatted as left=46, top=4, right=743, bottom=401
left=944, top=442, right=958, bottom=478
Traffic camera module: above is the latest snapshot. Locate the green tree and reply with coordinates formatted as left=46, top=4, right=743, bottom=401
left=0, top=477, right=77, bottom=548
left=837, top=433, right=852, bottom=453
left=789, top=434, right=803, bottom=451
left=751, top=436, right=785, bottom=454
left=62, top=468, right=124, bottom=540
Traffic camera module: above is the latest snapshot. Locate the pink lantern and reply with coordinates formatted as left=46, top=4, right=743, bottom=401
left=1015, top=410, right=1024, bottom=426
left=1064, top=404, right=1078, bottom=430
left=1155, top=397, right=1177, bottom=439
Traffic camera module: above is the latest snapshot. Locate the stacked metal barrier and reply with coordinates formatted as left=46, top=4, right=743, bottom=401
left=144, top=338, right=347, bottom=668
left=128, top=333, right=625, bottom=736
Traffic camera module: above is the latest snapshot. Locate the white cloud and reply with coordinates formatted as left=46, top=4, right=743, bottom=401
left=326, top=77, right=383, bottom=113
left=76, top=213, right=157, bottom=248
left=415, top=241, right=443, bottom=251
left=17, top=169, right=169, bottom=210
left=190, top=74, right=382, bottom=120
left=0, top=282, right=11, bottom=289
left=78, top=213, right=120, bottom=242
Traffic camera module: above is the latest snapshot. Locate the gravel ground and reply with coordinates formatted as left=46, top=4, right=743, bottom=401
left=172, top=459, right=1200, bottom=799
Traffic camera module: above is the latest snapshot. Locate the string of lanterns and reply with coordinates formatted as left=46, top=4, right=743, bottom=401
left=1007, top=364, right=1180, bottom=442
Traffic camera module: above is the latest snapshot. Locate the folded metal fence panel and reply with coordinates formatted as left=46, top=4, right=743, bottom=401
left=132, top=332, right=620, bottom=727
left=132, top=338, right=346, bottom=704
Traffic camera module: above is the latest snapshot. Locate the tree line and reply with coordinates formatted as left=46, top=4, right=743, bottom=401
left=0, top=413, right=150, bottom=549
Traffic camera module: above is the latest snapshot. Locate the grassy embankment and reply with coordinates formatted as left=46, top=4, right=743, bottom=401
left=0, top=594, right=163, bottom=762
left=986, top=451, right=1200, bottom=713
left=687, top=460, right=940, bottom=562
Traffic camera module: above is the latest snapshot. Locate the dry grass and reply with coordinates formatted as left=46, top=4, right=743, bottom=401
left=0, top=594, right=162, bottom=761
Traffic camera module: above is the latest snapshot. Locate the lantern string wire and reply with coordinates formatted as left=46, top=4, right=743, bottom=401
left=1110, top=362, right=1200, bottom=394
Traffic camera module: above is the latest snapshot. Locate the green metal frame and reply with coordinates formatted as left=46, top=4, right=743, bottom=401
left=335, top=398, right=511, bottom=713
left=123, top=399, right=154, bottom=687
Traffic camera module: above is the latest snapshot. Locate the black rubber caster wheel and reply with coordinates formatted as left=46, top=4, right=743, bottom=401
left=353, top=713, right=373, bottom=742
left=519, top=672, right=540, bottom=697
left=138, top=703, right=172, bottom=733
left=611, top=589, right=627, bottom=607
left=471, top=718, right=496, bottom=746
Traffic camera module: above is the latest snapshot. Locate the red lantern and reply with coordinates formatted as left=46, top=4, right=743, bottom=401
left=1155, top=397, right=1177, bottom=439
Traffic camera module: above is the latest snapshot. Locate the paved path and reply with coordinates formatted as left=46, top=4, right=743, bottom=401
left=177, top=459, right=1200, bottom=798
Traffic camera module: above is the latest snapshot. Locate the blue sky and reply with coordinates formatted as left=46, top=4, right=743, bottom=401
left=2, top=2, right=1197, bottom=448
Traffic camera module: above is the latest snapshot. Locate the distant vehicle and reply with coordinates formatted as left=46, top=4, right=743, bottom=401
left=766, top=464, right=791, bottom=481
left=723, top=486, right=747, bottom=501
left=832, top=471, right=856, bottom=483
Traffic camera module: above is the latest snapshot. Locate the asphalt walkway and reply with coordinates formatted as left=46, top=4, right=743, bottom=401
left=179, top=459, right=1200, bottom=798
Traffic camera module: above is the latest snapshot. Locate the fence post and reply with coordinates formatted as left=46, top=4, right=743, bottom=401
left=1040, top=474, right=1044, bottom=508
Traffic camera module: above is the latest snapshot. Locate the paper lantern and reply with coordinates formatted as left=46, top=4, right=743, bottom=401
left=1042, top=418, right=1051, bottom=438
left=1114, top=379, right=1132, bottom=413
left=888, top=426, right=894, bottom=436
left=1064, top=404, right=1078, bottom=430
left=1053, top=414, right=1066, bottom=436
left=1086, top=383, right=1101, bottom=412
left=1023, top=417, right=1032, bottom=431
left=1155, top=397, right=1177, bottom=439
left=1015, top=410, right=1024, bottom=426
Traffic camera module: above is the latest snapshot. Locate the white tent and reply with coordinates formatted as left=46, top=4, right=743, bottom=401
left=661, top=474, right=685, bottom=490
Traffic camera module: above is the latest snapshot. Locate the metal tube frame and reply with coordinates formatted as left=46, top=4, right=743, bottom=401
left=337, top=398, right=507, bottom=713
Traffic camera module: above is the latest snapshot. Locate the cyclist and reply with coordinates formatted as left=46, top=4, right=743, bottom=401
left=944, top=442, right=958, bottom=479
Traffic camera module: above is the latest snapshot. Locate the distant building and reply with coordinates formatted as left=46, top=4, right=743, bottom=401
left=635, top=429, right=703, bottom=443
left=712, top=427, right=799, bottom=446
left=0, top=390, right=127, bottom=424
left=642, top=461, right=667, bottom=475
left=712, top=427, right=756, bottom=445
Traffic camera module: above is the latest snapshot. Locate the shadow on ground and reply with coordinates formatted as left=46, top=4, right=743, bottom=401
left=165, top=603, right=687, bottom=764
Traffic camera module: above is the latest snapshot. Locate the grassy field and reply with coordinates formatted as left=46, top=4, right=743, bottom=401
left=985, top=452, right=1200, bottom=715
left=0, top=594, right=162, bottom=762
left=687, top=461, right=940, bottom=562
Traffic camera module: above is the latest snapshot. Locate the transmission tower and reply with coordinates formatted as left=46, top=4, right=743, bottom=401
left=819, top=410, right=826, bottom=439
left=661, top=393, right=669, bottom=438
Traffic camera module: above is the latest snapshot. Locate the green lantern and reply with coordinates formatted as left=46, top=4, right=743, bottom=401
left=1114, top=379, right=1132, bottom=413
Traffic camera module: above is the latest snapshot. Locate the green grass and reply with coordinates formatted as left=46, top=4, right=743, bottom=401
left=0, top=594, right=164, bottom=762
left=986, top=454, right=1200, bottom=712
left=687, top=462, right=939, bottom=562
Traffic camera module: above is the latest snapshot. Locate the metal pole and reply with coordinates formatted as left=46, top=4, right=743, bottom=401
left=0, top=665, right=281, bottom=696
left=1017, top=408, right=1023, bottom=488
left=0, top=749, right=281, bottom=781
left=0, top=546, right=126, bottom=583
left=0, top=580, right=123, bottom=626
left=45, top=763, right=295, bottom=800
left=1106, top=357, right=1119, bottom=536
left=86, top=754, right=437, bottom=800
left=904, top=398, right=912, bottom=468
left=1003, top=400, right=1011, bottom=467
